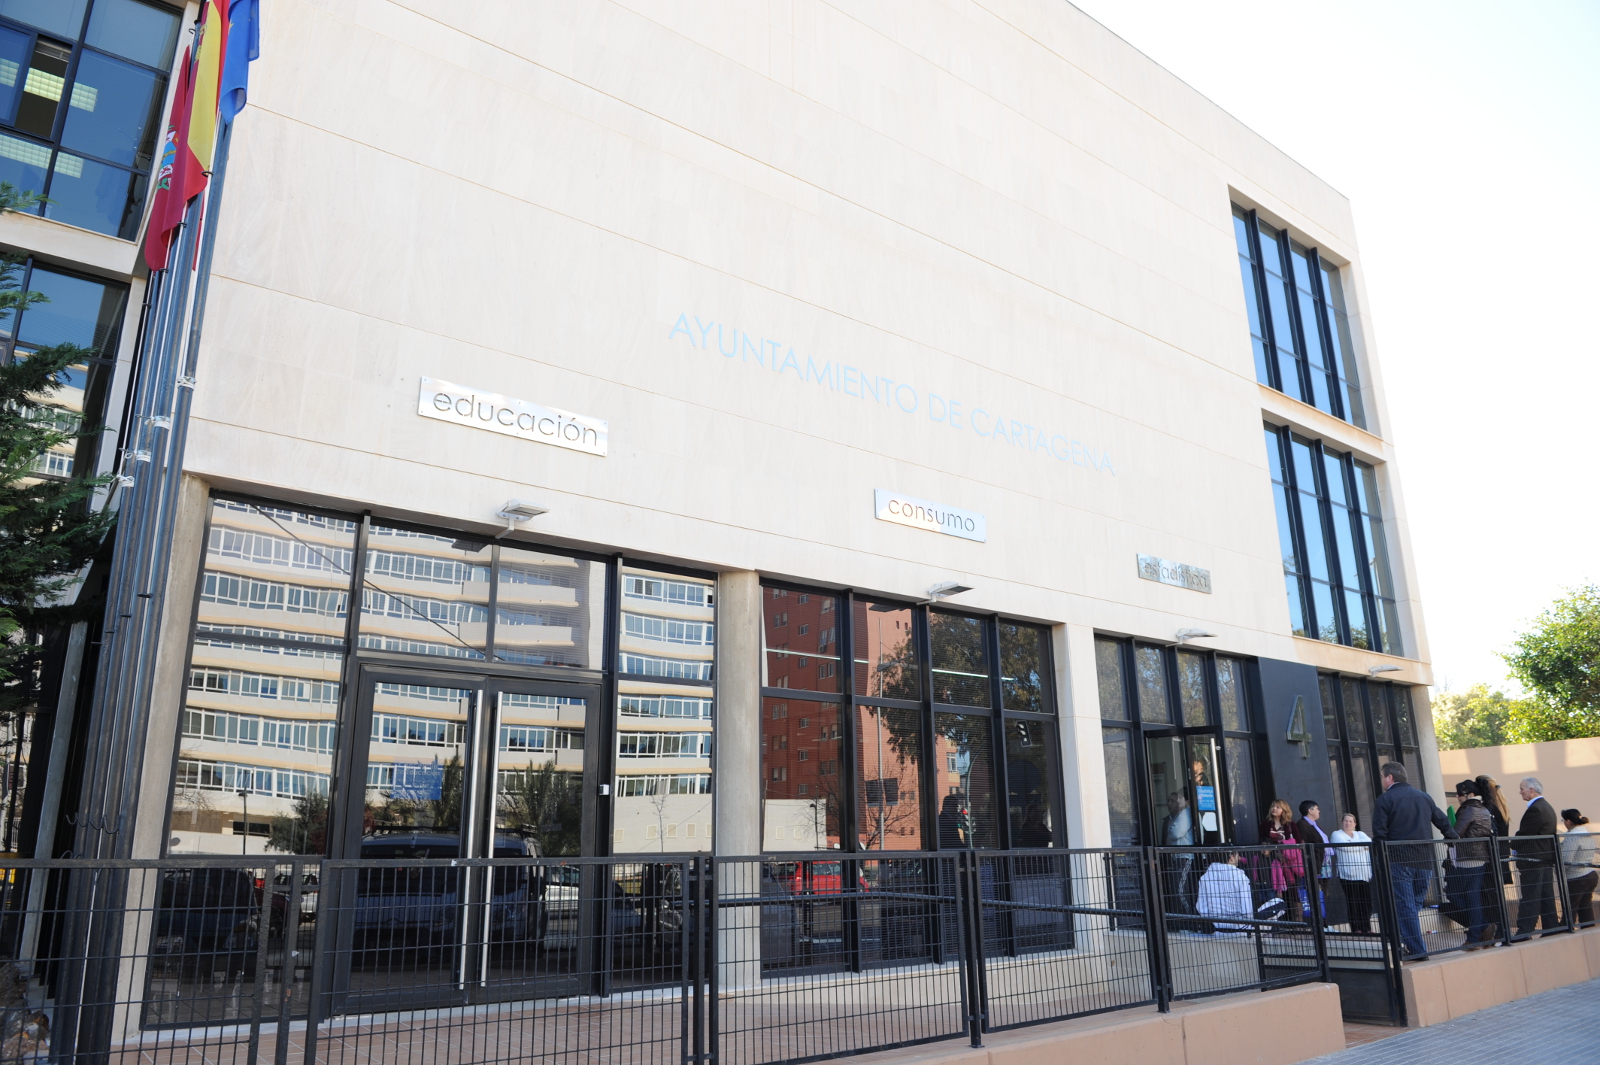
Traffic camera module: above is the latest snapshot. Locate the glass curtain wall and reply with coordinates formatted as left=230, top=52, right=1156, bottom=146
left=166, top=496, right=612, bottom=856
left=759, top=584, right=1062, bottom=854
left=0, top=0, right=182, bottom=237
left=1095, top=636, right=1260, bottom=846
left=1266, top=422, right=1401, bottom=654
left=1233, top=203, right=1364, bottom=427
left=1321, top=675, right=1422, bottom=834
left=2, top=258, right=128, bottom=481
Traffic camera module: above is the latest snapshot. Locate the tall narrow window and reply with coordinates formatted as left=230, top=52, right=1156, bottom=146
left=1233, top=204, right=1364, bottom=425
left=1266, top=422, right=1402, bottom=654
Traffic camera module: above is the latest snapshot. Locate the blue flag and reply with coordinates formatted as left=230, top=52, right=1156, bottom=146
left=219, top=0, right=260, bottom=125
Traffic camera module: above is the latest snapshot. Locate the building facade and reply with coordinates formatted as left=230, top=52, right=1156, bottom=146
left=0, top=0, right=190, bottom=868
left=63, top=1, right=1442, bottom=922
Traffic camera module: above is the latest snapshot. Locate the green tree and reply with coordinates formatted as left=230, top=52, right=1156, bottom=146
left=1431, top=684, right=1526, bottom=750
left=1501, top=585, right=1600, bottom=743
left=0, top=182, right=116, bottom=719
left=500, top=760, right=582, bottom=857
left=268, top=788, right=330, bottom=854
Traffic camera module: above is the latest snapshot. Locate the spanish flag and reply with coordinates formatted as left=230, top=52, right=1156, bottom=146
left=184, top=0, right=229, bottom=190
left=142, top=0, right=230, bottom=272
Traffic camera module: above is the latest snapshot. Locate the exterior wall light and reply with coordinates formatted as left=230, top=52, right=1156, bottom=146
left=1367, top=664, right=1402, bottom=676
left=496, top=499, right=548, bottom=538
left=926, top=581, right=973, bottom=603
left=1174, top=628, right=1216, bottom=644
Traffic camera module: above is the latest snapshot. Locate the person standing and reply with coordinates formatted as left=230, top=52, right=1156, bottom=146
left=1330, top=812, right=1374, bottom=934
left=1261, top=799, right=1304, bottom=922
left=1293, top=801, right=1331, bottom=922
left=1372, top=762, right=1457, bottom=960
left=1161, top=791, right=1197, bottom=914
left=1512, top=777, right=1559, bottom=937
left=1477, top=774, right=1514, bottom=894
left=1560, top=809, right=1596, bottom=926
left=1450, top=781, right=1493, bottom=949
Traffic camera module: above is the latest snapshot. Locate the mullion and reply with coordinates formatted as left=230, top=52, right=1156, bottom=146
left=1305, top=439, right=1349, bottom=643
left=1244, top=210, right=1283, bottom=393
left=1280, top=426, right=1321, bottom=640
left=1305, top=248, right=1346, bottom=420
left=915, top=603, right=937, bottom=851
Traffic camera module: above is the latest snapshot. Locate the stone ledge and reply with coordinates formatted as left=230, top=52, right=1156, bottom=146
left=1400, top=925, right=1600, bottom=1027
left=852, top=982, right=1344, bottom=1065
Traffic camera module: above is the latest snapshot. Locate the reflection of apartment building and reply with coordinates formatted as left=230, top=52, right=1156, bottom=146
left=612, top=566, right=715, bottom=853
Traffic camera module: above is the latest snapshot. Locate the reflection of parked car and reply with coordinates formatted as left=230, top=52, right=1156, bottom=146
left=268, top=870, right=320, bottom=930
left=354, top=833, right=536, bottom=942
left=789, top=860, right=869, bottom=896
left=153, top=868, right=259, bottom=966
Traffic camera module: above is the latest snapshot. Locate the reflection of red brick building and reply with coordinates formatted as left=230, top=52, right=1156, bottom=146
left=762, top=589, right=843, bottom=849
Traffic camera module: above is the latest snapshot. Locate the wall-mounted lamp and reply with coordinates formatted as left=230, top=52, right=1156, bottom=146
left=926, top=581, right=974, bottom=603
left=1367, top=664, right=1403, bottom=676
left=496, top=499, right=548, bottom=538
left=1175, top=628, right=1217, bottom=645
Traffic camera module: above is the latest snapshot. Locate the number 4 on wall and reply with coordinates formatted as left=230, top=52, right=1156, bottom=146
left=1285, top=695, right=1314, bottom=758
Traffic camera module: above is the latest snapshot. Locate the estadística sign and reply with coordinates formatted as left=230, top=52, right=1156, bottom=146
left=418, top=377, right=608, bottom=457
left=874, top=489, right=986, bottom=543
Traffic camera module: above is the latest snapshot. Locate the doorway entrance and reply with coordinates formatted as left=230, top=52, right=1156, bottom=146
left=1144, top=731, right=1227, bottom=849
left=325, top=665, right=599, bottom=1012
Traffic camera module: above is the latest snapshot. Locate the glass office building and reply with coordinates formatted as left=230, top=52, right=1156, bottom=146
left=92, top=4, right=1438, bottom=919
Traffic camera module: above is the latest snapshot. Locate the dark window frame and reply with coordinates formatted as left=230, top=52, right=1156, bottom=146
left=1266, top=421, right=1401, bottom=655
left=1234, top=203, right=1364, bottom=427
left=1321, top=674, right=1423, bottom=828
left=1094, top=634, right=1261, bottom=848
left=0, top=253, right=129, bottom=482
left=0, top=0, right=185, bottom=239
left=758, top=580, right=1064, bottom=856
left=164, top=490, right=721, bottom=861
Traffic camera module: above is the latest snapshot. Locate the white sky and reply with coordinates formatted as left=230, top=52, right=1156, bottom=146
left=1069, top=0, right=1600, bottom=695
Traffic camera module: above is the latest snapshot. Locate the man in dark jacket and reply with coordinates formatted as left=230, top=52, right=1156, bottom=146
left=1513, top=777, right=1560, bottom=936
left=1372, top=762, right=1456, bottom=959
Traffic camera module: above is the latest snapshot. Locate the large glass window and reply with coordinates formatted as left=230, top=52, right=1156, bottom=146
left=1266, top=422, right=1401, bottom=654
left=1323, top=675, right=1421, bottom=834
left=762, top=585, right=1061, bottom=853
left=3, top=258, right=127, bottom=481
left=1095, top=636, right=1259, bottom=849
left=170, top=499, right=356, bottom=854
left=0, top=0, right=181, bottom=238
left=614, top=565, right=715, bottom=853
left=1233, top=203, right=1365, bottom=427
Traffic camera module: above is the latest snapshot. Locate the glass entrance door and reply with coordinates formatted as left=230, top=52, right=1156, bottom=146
left=330, top=667, right=597, bottom=1012
left=1144, top=731, right=1228, bottom=849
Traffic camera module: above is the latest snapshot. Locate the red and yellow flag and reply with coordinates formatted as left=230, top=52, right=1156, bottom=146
left=184, top=0, right=229, bottom=189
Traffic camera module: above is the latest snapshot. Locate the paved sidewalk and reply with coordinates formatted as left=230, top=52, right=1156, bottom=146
left=1305, top=977, right=1600, bottom=1064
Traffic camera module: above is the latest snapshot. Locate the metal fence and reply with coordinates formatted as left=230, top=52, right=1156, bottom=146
left=1, top=839, right=1584, bottom=1065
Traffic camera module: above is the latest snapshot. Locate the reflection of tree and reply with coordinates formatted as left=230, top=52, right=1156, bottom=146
left=857, top=706, right=922, bottom=849
left=432, top=753, right=464, bottom=830
left=500, top=761, right=582, bottom=856
left=268, top=789, right=329, bottom=854
left=929, top=614, right=987, bottom=705
left=997, top=623, right=1043, bottom=712
left=857, top=610, right=919, bottom=699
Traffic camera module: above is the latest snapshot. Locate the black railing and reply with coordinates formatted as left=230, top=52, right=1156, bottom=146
left=0, top=839, right=1587, bottom=1065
